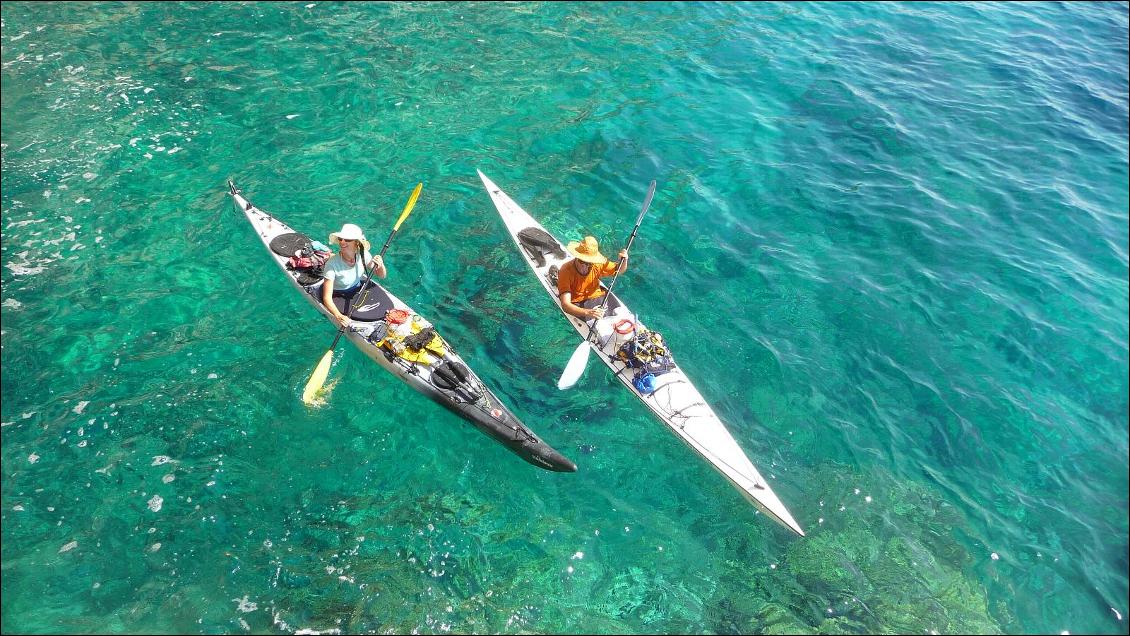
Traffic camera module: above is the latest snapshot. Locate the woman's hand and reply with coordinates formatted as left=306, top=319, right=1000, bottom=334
left=370, top=254, right=388, bottom=279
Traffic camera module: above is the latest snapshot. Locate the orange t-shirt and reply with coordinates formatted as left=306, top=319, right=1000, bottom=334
left=557, top=259, right=620, bottom=303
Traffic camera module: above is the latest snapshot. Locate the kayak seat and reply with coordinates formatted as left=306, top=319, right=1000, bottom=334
left=517, top=227, right=566, bottom=268
left=332, top=284, right=395, bottom=322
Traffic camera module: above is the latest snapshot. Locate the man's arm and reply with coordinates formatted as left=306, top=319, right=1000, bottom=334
left=560, top=291, right=602, bottom=320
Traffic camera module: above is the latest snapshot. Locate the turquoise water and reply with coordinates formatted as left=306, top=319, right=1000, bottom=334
left=2, top=1, right=1127, bottom=633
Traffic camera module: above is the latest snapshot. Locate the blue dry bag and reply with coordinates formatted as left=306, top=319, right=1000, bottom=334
left=633, top=371, right=659, bottom=395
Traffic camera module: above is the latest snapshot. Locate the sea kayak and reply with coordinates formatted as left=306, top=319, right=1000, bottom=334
left=228, top=179, right=576, bottom=473
left=477, top=170, right=803, bottom=534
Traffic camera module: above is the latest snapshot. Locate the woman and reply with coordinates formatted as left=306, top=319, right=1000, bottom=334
left=321, top=223, right=387, bottom=326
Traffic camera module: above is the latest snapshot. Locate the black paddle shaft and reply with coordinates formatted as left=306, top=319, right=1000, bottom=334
left=594, top=180, right=657, bottom=322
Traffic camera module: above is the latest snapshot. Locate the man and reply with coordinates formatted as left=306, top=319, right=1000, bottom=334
left=557, top=235, right=627, bottom=321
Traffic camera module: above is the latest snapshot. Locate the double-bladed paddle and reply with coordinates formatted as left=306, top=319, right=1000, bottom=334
left=557, top=180, right=656, bottom=390
left=302, top=182, right=423, bottom=404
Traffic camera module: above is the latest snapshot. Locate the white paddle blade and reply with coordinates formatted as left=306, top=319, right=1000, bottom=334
left=557, top=342, right=592, bottom=390
left=302, top=350, right=334, bottom=405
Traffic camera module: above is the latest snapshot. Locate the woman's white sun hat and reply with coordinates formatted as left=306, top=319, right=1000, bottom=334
left=329, top=223, right=370, bottom=250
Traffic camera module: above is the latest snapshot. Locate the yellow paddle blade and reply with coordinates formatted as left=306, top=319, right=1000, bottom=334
left=302, top=349, right=335, bottom=405
left=393, top=182, right=423, bottom=231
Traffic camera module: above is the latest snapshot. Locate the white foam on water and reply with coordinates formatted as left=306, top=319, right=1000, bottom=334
left=147, top=494, right=163, bottom=512
left=6, top=218, right=46, bottom=228
left=59, top=540, right=77, bottom=553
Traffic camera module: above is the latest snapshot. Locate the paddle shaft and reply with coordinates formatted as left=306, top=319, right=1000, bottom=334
left=592, top=180, right=657, bottom=324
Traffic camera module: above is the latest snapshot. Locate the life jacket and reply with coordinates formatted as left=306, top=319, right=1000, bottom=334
left=622, top=330, right=675, bottom=396
left=616, top=329, right=675, bottom=376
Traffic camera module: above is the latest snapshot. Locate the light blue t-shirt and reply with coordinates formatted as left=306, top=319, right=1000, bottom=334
left=322, top=254, right=367, bottom=291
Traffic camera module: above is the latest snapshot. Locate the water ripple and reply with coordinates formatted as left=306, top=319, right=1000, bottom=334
left=2, top=2, right=1127, bottom=635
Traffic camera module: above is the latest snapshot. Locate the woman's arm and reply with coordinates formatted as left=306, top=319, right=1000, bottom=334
left=366, top=253, right=387, bottom=279
left=322, top=278, right=349, bottom=325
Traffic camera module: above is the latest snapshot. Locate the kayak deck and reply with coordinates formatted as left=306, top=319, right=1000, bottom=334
left=478, top=170, right=803, bottom=535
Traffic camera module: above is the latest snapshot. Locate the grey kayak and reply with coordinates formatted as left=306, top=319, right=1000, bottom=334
left=229, top=179, right=576, bottom=472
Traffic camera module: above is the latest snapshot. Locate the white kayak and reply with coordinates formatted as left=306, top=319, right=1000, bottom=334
left=478, top=170, right=804, bottom=535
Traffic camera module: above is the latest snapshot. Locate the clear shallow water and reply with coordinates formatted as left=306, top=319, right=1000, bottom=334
left=2, top=2, right=1127, bottom=634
